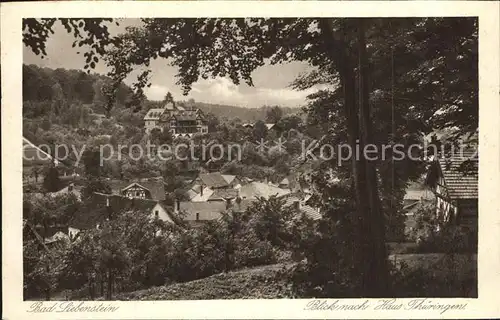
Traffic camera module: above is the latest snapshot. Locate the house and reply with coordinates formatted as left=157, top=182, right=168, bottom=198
left=161, top=110, right=208, bottom=137
left=143, top=102, right=208, bottom=136
left=175, top=201, right=228, bottom=224
left=107, top=179, right=166, bottom=201
left=68, top=192, right=177, bottom=236
left=144, top=108, right=167, bottom=133
left=425, top=150, right=478, bottom=229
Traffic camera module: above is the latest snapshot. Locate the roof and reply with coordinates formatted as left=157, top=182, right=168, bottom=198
left=107, top=179, right=166, bottom=201
left=162, top=110, right=203, bottom=122
left=69, top=192, right=161, bottom=230
left=122, top=182, right=150, bottom=192
left=178, top=201, right=227, bottom=221
left=238, top=182, right=291, bottom=200
left=221, top=174, right=236, bottom=184
left=436, top=150, right=478, bottom=199
left=144, top=108, right=165, bottom=120
left=284, top=197, right=322, bottom=221
left=190, top=186, right=215, bottom=202
left=265, top=123, right=275, bottom=130
left=198, top=172, right=230, bottom=188
left=208, top=188, right=238, bottom=201
left=279, top=178, right=289, bottom=185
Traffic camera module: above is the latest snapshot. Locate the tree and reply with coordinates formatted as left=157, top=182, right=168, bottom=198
left=252, top=120, right=268, bottom=142
left=266, top=105, right=283, bottom=124
left=42, top=166, right=61, bottom=192
left=164, top=92, right=174, bottom=105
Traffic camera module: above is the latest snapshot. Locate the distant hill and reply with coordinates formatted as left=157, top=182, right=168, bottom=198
left=22, top=64, right=302, bottom=123
left=171, top=101, right=300, bottom=123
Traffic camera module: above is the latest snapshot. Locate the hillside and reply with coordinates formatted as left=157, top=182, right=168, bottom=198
left=23, top=64, right=300, bottom=123
left=113, top=263, right=295, bottom=300
left=111, top=253, right=476, bottom=300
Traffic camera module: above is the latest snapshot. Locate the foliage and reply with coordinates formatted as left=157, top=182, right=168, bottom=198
left=42, top=166, right=62, bottom=192
left=265, top=106, right=283, bottom=124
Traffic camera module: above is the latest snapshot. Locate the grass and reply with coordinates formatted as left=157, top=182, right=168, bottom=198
left=113, top=263, right=296, bottom=300
left=110, top=253, right=477, bottom=300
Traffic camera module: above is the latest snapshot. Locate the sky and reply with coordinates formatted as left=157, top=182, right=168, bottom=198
left=23, top=18, right=318, bottom=108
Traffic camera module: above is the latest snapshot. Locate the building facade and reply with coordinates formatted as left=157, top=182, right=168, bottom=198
left=143, top=102, right=208, bottom=137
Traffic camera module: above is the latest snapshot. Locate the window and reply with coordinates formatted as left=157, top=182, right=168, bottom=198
left=196, top=212, right=200, bottom=221
left=155, top=210, right=159, bottom=218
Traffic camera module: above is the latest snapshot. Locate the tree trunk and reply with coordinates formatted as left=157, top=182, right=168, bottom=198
left=319, top=18, right=389, bottom=297
left=106, top=269, right=112, bottom=300
left=356, top=18, right=389, bottom=296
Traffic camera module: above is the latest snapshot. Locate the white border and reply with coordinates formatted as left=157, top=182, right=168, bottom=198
left=2, top=1, right=500, bottom=319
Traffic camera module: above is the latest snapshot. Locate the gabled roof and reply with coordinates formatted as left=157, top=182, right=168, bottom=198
left=198, top=172, right=230, bottom=188
left=122, top=182, right=150, bottom=192
left=107, top=179, right=166, bottom=201
left=222, top=174, right=236, bottom=184
left=144, top=108, right=165, bottom=120
left=435, top=150, right=478, bottom=199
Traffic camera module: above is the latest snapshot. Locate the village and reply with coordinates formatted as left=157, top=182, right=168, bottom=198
left=20, top=17, right=479, bottom=301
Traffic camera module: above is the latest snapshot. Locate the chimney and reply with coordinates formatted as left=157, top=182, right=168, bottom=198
left=176, top=199, right=180, bottom=212
left=106, top=196, right=110, bottom=207
left=68, top=183, right=73, bottom=192
left=200, top=184, right=203, bottom=196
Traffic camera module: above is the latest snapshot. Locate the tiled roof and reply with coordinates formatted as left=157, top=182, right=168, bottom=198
left=178, top=201, right=227, bottom=221
left=198, top=172, right=229, bottom=188
left=438, top=150, right=478, bottom=199
left=144, top=108, right=165, bottom=120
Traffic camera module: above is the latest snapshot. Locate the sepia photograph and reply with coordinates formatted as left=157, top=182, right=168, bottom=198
left=2, top=1, right=499, bottom=318
left=20, top=16, right=479, bottom=302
